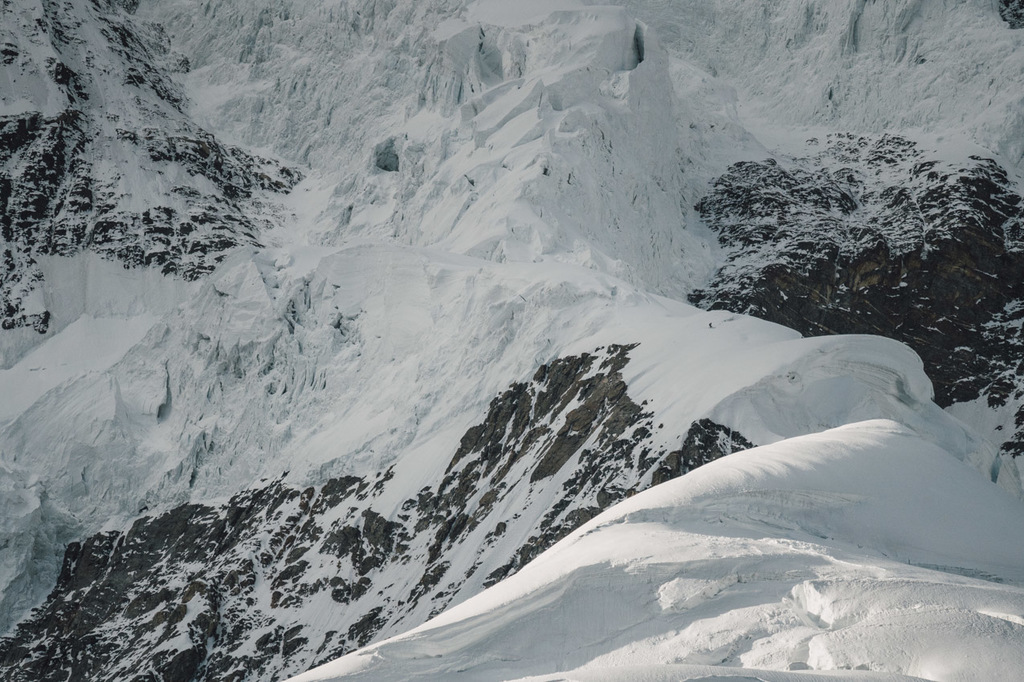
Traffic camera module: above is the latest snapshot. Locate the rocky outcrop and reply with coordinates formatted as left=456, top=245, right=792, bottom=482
left=1002, top=0, right=1024, bottom=28
left=691, top=134, right=1024, bottom=458
left=650, top=419, right=754, bottom=487
left=438, top=344, right=654, bottom=587
left=0, top=0, right=300, bottom=333
left=0, top=480, right=363, bottom=681
left=0, top=344, right=752, bottom=681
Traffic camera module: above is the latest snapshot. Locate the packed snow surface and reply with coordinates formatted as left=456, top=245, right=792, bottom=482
left=292, top=420, right=1024, bottom=682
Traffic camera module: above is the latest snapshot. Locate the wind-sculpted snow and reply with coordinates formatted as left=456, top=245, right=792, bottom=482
left=291, top=421, right=1024, bottom=682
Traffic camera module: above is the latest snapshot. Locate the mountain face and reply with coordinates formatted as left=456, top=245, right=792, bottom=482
left=293, top=420, right=1024, bottom=682
left=1, top=0, right=1024, bottom=681
left=690, top=133, right=1024, bottom=458
left=1, top=0, right=300, bottom=339
left=0, top=344, right=756, bottom=681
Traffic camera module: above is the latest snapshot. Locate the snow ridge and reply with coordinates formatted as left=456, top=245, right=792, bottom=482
left=293, top=421, right=1024, bottom=681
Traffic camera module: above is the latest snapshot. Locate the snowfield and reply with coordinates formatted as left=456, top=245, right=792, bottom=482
left=292, top=420, right=1024, bottom=681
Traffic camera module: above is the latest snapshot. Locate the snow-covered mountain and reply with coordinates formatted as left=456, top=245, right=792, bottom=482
left=1, top=0, right=1023, bottom=680
left=294, top=419, right=1024, bottom=681
left=0, top=0, right=300, bottom=342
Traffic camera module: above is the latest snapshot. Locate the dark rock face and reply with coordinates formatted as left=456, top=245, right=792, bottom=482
left=441, top=344, right=654, bottom=586
left=0, top=345, right=752, bottom=681
left=0, top=0, right=300, bottom=333
left=373, top=138, right=399, bottom=172
left=0, top=481, right=360, bottom=682
left=650, top=419, right=754, bottom=487
left=691, top=134, right=1024, bottom=456
left=1002, top=0, right=1024, bottom=28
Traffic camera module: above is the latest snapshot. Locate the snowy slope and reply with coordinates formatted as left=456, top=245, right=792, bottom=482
left=292, top=420, right=1024, bottom=682
left=2, top=246, right=986, bottom=679
left=2, top=0, right=708, bottom=643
